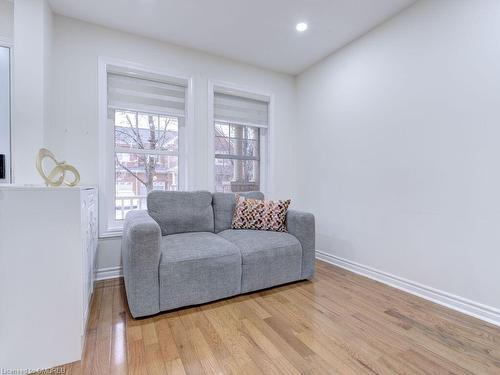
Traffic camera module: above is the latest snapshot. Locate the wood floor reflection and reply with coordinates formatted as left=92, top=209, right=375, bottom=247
left=55, top=261, right=500, bottom=374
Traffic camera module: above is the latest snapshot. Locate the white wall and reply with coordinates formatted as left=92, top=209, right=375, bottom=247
left=12, top=0, right=53, bottom=183
left=296, top=0, right=500, bottom=311
left=0, top=47, right=10, bottom=183
left=0, top=0, right=12, bottom=184
left=43, top=0, right=53, bottom=151
left=48, top=15, right=297, bottom=271
left=0, top=0, right=13, bottom=41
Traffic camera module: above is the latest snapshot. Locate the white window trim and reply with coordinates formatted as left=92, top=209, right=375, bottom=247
left=98, top=57, right=194, bottom=238
left=207, top=80, right=274, bottom=196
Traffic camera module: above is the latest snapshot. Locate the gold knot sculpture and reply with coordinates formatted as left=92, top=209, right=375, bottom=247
left=36, top=148, right=80, bottom=187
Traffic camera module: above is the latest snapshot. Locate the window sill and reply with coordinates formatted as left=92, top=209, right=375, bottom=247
left=99, top=228, right=123, bottom=239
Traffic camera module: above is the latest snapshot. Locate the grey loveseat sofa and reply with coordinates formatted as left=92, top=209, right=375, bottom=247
left=122, top=191, right=315, bottom=318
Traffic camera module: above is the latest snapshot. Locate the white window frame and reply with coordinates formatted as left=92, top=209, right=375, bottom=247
left=208, top=80, right=273, bottom=195
left=98, top=57, right=193, bottom=237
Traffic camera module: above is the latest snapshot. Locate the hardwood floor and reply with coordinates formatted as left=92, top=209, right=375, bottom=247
left=55, top=261, right=500, bottom=374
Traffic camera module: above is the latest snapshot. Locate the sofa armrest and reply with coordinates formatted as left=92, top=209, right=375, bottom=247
left=122, top=210, right=161, bottom=317
left=287, top=209, right=315, bottom=279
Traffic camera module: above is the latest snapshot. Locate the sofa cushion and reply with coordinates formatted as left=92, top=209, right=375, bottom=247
left=232, top=197, right=291, bottom=232
left=148, top=191, right=214, bottom=235
left=159, top=232, right=241, bottom=310
left=212, top=192, right=264, bottom=233
left=218, top=229, right=302, bottom=293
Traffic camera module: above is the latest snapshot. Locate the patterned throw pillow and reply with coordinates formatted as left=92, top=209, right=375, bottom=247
left=231, top=195, right=291, bottom=232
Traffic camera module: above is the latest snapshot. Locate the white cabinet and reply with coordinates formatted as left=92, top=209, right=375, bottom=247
left=0, top=185, right=98, bottom=370
left=81, top=188, right=97, bottom=332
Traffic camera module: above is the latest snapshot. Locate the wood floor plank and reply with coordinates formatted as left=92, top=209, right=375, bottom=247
left=201, top=302, right=266, bottom=375
left=155, top=313, right=182, bottom=363
left=169, top=312, right=206, bottom=375
left=143, top=342, right=168, bottom=375
left=110, top=284, right=128, bottom=375
left=95, top=284, right=113, bottom=374
left=191, top=307, right=244, bottom=374
left=301, top=278, right=498, bottom=374
left=49, top=260, right=500, bottom=374
left=296, top=275, right=500, bottom=374
left=230, top=296, right=315, bottom=374
left=127, top=339, right=148, bottom=375
left=178, top=309, right=224, bottom=374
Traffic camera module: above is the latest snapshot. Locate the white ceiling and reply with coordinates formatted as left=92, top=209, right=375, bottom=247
left=48, top=0, right=416, bottom=75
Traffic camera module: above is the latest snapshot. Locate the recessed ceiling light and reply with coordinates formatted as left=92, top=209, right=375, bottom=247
left=296, top=22, right=308, bottom=32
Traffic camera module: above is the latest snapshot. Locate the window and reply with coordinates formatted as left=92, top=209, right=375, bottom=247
left=213, top=91, right=269, bottom=193
left=215, top=123, right=260, bottom=192
left=100, top=60, right=189, bottom=236
left=109, top=73, right=186, bottom=220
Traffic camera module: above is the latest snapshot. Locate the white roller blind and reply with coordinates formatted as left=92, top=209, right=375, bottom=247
left=108, top=73, right=186, bottom=117
left=214, top=92, right=268, bottom=128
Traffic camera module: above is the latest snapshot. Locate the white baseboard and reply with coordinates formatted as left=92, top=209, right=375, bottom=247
left=316, top=250, right=500, bottom=327
left=95, top=266, right=123, bottom=281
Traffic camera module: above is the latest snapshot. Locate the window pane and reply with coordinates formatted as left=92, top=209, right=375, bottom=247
left=230, top=139, right=258, bottom=158
left=115, top=152, right=178, bottom=220
left=230, top=124, right=248, bottom=139
left=229, top=125, right=238, bottom=139
left=242, top=160, right=259, bottom=182
left=229, top=139, right=241, bottom=157
left=159, top=116, right=179, bottom=153
left=215, top=136, right=229, bottom=154
left=229, top=123, right=258, bottom=140
left=247, top=127, right=258, bottom=140
left=214, top=158, right=233, bottom=192
left=214, top=122, right=260, bottom=192
left=215, top=123, right=259, bottom=158
left=214, top=157, right=259, bottom=193
left=243, top=140, right=259, bottom=158
left=115, top=111, right=178, bottom=152
left=215, top=123, right=229, bottom=137
left=235, top=140, right=259, bottom=159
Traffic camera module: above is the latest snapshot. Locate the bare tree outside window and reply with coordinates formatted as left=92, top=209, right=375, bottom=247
left=114, top=110, right=179, bottom=219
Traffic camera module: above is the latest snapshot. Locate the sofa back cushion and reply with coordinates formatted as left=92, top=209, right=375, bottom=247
left=212, top=191, right=264, bottom=233
left=148, top=191, right=214, bottom=235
